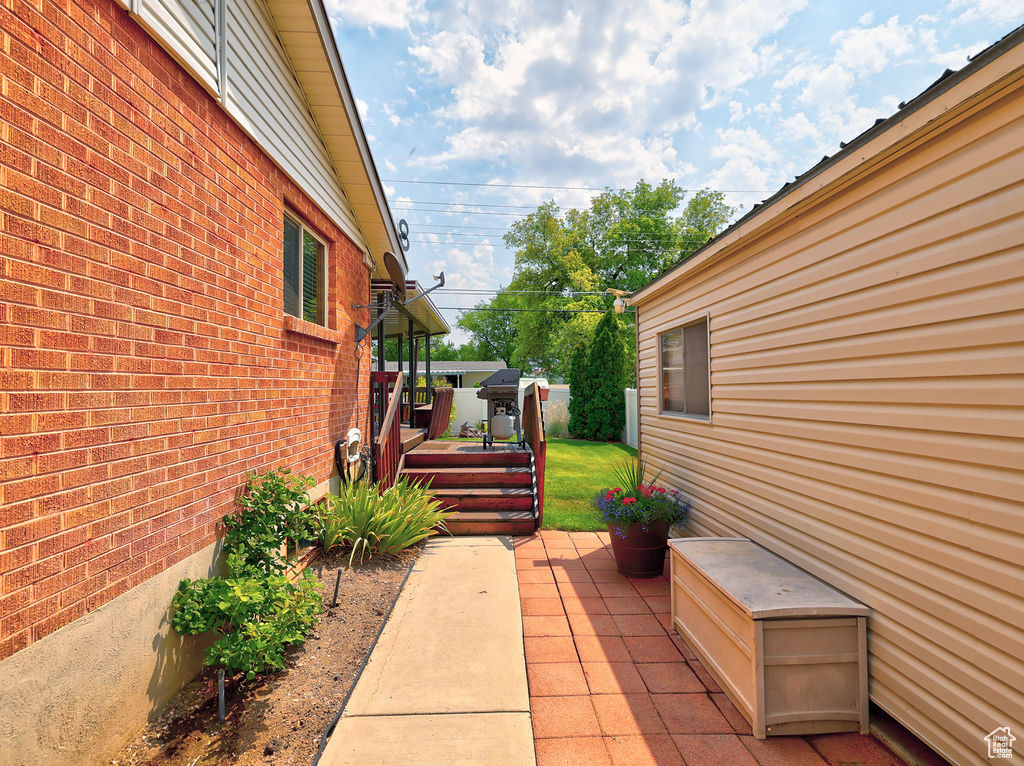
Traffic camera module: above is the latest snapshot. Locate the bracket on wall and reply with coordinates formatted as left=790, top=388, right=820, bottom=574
left=352, top=272, right=445, bottom=343
left=354, top=292, right=393, bottom=343
left=404, top=271, right=445, bottom=306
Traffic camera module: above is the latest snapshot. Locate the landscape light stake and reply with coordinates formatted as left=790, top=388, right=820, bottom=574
left=332, top=569, right=342, bottom=608
left=217, top=669, right=225, bottom=723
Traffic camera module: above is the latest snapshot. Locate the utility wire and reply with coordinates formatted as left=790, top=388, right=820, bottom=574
left=432, top=306, right=634, bottom=313
left=436, top=288, right=611, bottom=295
left=383, top=178, right=774, bottom=193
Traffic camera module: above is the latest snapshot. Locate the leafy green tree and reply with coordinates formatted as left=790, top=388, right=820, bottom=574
left=456, top=290, right=521, bottom=367
left=567, top=340, right=589, bottom=437
left=381, top=335, right=487, bottom=363
left=502, top=180, right=733, bottom=379
left=582, top=310, right=626, bottom=441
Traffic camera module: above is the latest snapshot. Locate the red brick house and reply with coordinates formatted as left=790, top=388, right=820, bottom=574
left=0, top=1, right=439, bottom=762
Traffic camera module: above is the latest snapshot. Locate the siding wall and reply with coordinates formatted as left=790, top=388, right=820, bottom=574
left=635, top=68, right=1024, bottom=765
left=115, top=0, right=366, bottom=250
left=135, top=0, right=218, bottom=92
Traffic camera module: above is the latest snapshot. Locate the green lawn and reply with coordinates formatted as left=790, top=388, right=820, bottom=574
left=543, top=438, right=637, bottom=531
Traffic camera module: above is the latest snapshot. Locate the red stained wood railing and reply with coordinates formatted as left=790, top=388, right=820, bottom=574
left=374, top=372, right=404, bottom=488
left=522, top=382, right=547, bottom=530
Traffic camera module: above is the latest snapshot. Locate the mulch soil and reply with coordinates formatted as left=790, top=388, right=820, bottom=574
left=111, top=547, right=419, bottom=766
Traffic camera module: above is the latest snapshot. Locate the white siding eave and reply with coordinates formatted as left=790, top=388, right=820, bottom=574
left=117, top=0, right=405, bottom=277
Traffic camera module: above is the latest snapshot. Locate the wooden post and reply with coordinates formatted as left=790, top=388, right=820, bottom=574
left=376, top=293, right=386, bottom=429
left=408, top=319, right=416, bottom=424
left=425, top=334, right=432, bottom=404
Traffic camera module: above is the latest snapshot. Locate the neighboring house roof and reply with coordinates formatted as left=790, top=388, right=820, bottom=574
left=381, top=361, right=507, bottom=375
left=632, top=22, right=1024, bottom=305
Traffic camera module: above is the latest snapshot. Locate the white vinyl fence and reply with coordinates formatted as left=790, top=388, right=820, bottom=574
left=448, top=385, right=638, bottom=448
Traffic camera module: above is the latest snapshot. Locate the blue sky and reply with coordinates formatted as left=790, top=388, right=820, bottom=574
left=327, top=0, right=1023, bottom=339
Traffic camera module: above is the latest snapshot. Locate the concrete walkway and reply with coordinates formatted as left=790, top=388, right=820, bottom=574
left=321, top=536, right=535, bottom=766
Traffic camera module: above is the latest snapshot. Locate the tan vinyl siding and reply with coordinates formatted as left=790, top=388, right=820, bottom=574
left=635, top=59, right=1024, bottom=766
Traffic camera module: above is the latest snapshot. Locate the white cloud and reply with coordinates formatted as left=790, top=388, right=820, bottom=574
left=947, top=0, right=1024, bottom=26
left=406, top=0, right=807, bottom=187
left=831, top=16, right=915, bottom=76
left=381, top=102, right=402, bottom=127
left=728, top=101, right=749, bottom=123
left=326, top=0, right=426, bottom=31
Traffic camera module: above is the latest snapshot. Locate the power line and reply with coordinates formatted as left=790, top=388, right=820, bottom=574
left=433, top=306, right=634, bottom=313
left=400, top=199, right=543, bottom=210
left=384, top=178, right=774, bottom=193
left=437, top=288, right=610, bottom=295
left=414, top=223, right=509, bottom=232
left=386, top=179, right=608, bottom=191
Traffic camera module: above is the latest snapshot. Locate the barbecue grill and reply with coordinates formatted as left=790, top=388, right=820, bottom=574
left=476, top=368, right=522, bottom=448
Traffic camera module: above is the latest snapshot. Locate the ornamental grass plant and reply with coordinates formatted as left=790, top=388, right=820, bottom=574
left=314, top=477, right=452, bottom=566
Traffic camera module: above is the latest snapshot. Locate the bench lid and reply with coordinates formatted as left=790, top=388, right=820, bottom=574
left=669, top=538, right=869, bottom=619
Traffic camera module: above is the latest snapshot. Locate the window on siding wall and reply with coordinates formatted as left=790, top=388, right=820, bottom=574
left=660, top=317, right=710, bottom=417
left=283, top=213, right=327, bottom=325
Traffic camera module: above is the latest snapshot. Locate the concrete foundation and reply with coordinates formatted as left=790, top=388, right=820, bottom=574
left=0, top=542, right=221, bottom=766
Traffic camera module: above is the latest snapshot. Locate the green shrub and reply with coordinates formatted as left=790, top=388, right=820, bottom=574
left=226, top=468, right=317, bottom=576
left=314, top=478, right=452, bottom=566
left=546, top=420, right=565, bottom=438
left=170, top=467, right=323, bottom=681
left=172, top=572, right=322, bottom=679
left=567, top=340, right=589, bottom=437
left=319, top=481, right=381, bottom=566
left=374, top=478, right=453, bottom=555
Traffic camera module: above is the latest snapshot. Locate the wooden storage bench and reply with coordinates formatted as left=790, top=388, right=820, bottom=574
left=669, top=538, right=869, bottom=739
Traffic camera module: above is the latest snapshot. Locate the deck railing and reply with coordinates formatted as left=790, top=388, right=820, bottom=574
left=374, top=372, right=404, bottom=488
left=522, top=382, right=547, bottom=529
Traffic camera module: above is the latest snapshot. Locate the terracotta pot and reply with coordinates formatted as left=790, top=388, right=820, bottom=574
left=607, top=521, right=670, bottom=578
left=539, top=387, right=550, bottom=401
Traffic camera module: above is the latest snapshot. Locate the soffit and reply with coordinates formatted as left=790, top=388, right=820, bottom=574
left=265, top=0, right=404, bottom=281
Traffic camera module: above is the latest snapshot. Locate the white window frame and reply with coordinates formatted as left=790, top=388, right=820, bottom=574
left=283, top=210, right=329, bottom=327
left=657, top=313, right=711, bottom=421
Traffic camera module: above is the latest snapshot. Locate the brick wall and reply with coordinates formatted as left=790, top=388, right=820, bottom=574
left=0, top=0, right=371, bottom=660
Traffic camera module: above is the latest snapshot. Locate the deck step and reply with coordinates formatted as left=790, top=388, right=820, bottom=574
left=443, top=510, right=537, bottom=536
left=400, top=428, right=426, bottom=452
left=405, top=450, right=530, bottom=468
left=430, top=487, right=534, bottom=512
left=405, top=466, right=532, bottom=488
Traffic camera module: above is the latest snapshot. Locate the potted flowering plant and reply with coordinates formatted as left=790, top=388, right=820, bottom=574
left=594, top=458, right=689, bottom=577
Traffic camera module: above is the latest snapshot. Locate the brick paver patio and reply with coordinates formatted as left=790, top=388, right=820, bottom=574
left=514, top=530, right=903, bottom=766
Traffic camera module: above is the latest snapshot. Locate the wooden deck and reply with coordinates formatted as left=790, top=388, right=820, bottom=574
left=407, top=439, right=528, bottom=456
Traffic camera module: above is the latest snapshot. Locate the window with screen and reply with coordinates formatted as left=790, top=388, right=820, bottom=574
left=660, top=317, right=709, bottom=418
left=283, top=213, right=326, bottom=326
